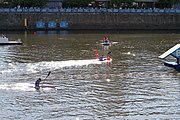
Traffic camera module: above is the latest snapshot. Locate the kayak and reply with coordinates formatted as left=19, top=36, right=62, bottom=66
left=34, top=84, right=58, bottom=90
left=96, top=58, right=112, bottom=62
left=101, top=42, right=111, bottom=46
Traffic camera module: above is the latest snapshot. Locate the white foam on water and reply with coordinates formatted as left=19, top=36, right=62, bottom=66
left=106, top=79, right=111, bottom=82
left=122, top=52, right=136, bottom=56
left=0, top=83, right=34, bottom=91
left=0, top=59, right=111, bottom=82
left=25, top=59, right=104, bottom=72
left=111, top=42, right=118, bottom=44
left=0, top=83, right=57, bottom=91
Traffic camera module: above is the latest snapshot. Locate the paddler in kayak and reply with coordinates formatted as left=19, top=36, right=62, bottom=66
left=99, top=55, right=105, bottom=61
left=99, top=51, right=111, bottom=61
left=101, top=37, right=111, bottom=46
left=103, top=37, right=110, bottom=43
left=34, top=71, right=52, bottom=90
left=35, top=78, right=42, bottom=90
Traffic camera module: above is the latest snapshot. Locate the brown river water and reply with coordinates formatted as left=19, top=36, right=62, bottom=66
left=0, top=30, right=180, bottom=120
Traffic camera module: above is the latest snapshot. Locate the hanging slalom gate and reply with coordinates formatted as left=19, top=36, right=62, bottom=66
left=36, top=20, right=69, bottom=30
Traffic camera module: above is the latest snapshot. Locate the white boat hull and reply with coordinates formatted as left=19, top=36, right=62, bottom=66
left=0, top=36, right=22, bottom=45
left=0, top=42, right=22, bottom=45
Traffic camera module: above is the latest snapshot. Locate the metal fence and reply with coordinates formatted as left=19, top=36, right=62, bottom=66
left=0, top=8, right=180, bottom=13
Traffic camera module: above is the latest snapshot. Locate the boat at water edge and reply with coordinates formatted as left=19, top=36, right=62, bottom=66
left=0, top=34, right=22, bottom=45
left=159, top=44, right=180, bottom=71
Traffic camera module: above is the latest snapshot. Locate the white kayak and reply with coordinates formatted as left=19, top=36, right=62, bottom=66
left=101, top=42, right=111, bottom=46
left=95, top=58, right=112, bottom=62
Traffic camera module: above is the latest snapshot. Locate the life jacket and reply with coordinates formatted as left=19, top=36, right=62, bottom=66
left=99, top=56, right=104, bottom=61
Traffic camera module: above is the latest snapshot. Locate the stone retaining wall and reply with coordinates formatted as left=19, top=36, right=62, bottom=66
left=0, top=12, right=180, bottom=30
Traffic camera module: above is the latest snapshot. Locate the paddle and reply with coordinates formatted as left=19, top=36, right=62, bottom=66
left=107, top=51, right=111, bottom=55
left=41, top=71, right=51, bottom=85
left=44, top=71, right=51, bottom=80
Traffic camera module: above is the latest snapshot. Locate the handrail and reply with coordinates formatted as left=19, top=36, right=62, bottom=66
left=0, top=8, right=179, bottom=13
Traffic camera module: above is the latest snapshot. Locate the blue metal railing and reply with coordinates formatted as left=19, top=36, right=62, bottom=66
left=0, top=8, right=180, bottom=13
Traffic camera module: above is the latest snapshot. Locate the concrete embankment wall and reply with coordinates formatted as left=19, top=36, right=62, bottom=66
left=0, top=12, right=180, bottom=30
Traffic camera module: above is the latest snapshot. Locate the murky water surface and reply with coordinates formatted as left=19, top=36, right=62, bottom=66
left=0, top=31, right=180, bottom=119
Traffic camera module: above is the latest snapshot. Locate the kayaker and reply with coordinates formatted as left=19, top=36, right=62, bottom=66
left=99, top=55, right=105, bottom=61
left=102, top=37, right=111, bottom=46
left=103, top=37, right=106, bottom=40
left=104, top=37, right=109, bottom=41
left=35, top=78, right=42, bottom=90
